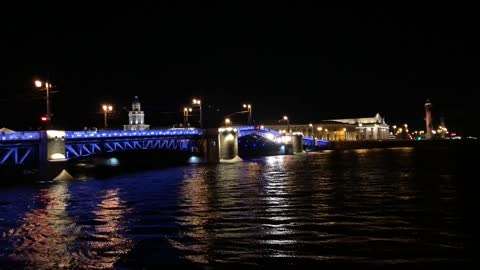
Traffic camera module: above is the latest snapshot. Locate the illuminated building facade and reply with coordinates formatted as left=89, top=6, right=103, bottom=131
left=123, top=96, right=150, bottom=131
left=325, top=113, right=390, bottom=140
left=263, top=113, right=389, bottom=141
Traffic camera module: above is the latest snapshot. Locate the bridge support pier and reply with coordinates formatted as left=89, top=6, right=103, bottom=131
left=194, top=128, right=221, bottom=164
left=218, top=128, right=242, bottom=163
left=38, top=130, right=73, bottom=181
left=287, top=134, right=304, bottom=154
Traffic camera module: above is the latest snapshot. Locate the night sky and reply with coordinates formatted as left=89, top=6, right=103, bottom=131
left=1, top=6, right=478, bottom=135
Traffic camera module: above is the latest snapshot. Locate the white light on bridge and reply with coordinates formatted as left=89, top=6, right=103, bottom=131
left=107, top=157, right=120, bottom=166
left=188, top=156, right=202, bottom=163
left=265, top=133, right=275, bottom=141
left=281, top=136, right=291, bottom=143
left=49, top=153, right=66, bottom=161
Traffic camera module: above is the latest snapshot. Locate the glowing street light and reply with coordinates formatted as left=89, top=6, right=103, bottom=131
left=243, top=103, right=252, bottom=125
left=192, top=98, right=202, bottom=128
left=309, top=123, right=314, bottom=138
left=317, top=127, right=323, bottom=139
left=34, top=80, right=52, bottom=128
left=281, top=116, right=290, bottom=134
left=184, top=107, right=193, bottom=127
left=225, top=118, right=231, bottom=126
left=102, top=104, right=113, bottom=128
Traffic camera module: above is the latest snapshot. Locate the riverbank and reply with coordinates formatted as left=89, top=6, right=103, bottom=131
left=323, top=139, right=478, bottom=151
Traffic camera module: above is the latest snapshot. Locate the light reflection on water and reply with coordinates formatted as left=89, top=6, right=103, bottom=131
left=80, top=188, right=132, bottom=269
left=172, top=168, right=212, bottom=264
left=0, top=147, right=473, bottom=268
left=4, top=183, right=79, bottom=269
left=1, top=184, right=131, bottom=269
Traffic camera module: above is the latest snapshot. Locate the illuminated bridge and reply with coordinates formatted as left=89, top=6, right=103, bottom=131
left=64, top=129, right=202, bottom=160
left=1, top=127, right=313, bottom=180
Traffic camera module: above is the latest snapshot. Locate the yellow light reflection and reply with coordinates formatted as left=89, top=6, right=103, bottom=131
left=81, top=188, right=132, bottom=269
left=170, top=168, right=212, bottom=264
left=6, top=183, right=80, bottom=269
left=262, top=156, right=297, bottom=255
left=5, top=185, right=132, bottom=269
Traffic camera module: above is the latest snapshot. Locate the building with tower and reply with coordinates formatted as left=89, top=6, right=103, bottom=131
left=263, top=113, right=389, bottom=141
left=123, top=96, right=150, bottom=131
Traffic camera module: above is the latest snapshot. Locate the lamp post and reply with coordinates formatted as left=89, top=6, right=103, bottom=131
left=35, top=80, right=52, bottom=128
left=243, top=104, right=252, bottom=125
left=225, top=118, right=231, bottom=127
left=317, top=127, right=323, bottom=140
left=102, top=104, right=113, bottom=128
left=309, top=123, right=314, bottom=138
left=192, top=98, right=202, bottom=128
left=282, top=116, right=290, bottom=134
left=184, top=107, right=193, bottom=127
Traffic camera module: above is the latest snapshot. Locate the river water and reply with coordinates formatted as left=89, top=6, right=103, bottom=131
left=0, top=147, right=472, bottom=268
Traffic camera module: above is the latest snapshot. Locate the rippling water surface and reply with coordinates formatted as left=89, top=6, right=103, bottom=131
left=0, top=148, right=472, bottom=268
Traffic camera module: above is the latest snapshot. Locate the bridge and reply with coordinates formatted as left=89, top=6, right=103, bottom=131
left=1, top=126, right=320, bottom=180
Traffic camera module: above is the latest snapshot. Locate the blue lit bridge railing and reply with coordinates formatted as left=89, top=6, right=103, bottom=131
left=0, top=131, right=40, bottom=165
left=1, top=129, right=206, bottom=165
left=236, top=126, right=283, bottom=142
left=64, top=129, right=205, bottom=160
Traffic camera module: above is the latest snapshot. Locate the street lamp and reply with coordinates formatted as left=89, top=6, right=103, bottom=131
left=243, top=103, right=252, bottom=125
left=309, top=123, right=314, bottom=138
left=102, top=104, right=113, bottom=128
left=317, top=127, right=323, bottom=139
left=34, top=80, right=52, bottom=128
left=225, top=118, right=231, bottom=126
left=184, top=107, right=193, bottom=127
left=282, top=116, right=290, bottom=134
left=192, top=98, right=202, bottom=128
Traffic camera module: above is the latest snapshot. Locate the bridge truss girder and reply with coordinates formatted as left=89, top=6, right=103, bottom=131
left=65, top=138, right=194, bottom=159
left=0, top=145, right=36, bottom=165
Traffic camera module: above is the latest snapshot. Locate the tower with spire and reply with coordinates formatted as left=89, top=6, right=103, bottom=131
left=425, top=99, right=433, bottom=139
left=124, top=96, right=150, bottom=130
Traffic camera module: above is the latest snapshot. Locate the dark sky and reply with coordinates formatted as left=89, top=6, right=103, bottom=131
left=1, top=5, right=478, bottom=135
